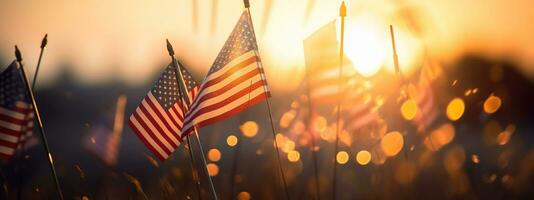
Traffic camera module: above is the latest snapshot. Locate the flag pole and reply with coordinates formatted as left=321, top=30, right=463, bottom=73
left=389, top=25, right=412, bottom=158
left=32, top=34, right=48, bottom=89
left=332, top=2, right=346, bottom=200
left=166, top=40, right=219, bottom=200
left=15, top=33, right=49, bottom=200
left=14, top=46, right=64, bottom=200
left=165, top=41, right=204, bottom=200
left=244, top=1, right=290, bottom=199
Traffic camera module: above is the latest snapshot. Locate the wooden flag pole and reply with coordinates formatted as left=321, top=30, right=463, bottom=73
left=244, top=1, right=291, bottom=199
left=167, top=40, right=219, bottom=200
left=332, top=2, right=346, bottom=200
left=14, top=46, right=64, bottom=200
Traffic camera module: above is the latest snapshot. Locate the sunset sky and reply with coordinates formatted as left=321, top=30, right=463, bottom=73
left=0, top=0, right=533, bottom=90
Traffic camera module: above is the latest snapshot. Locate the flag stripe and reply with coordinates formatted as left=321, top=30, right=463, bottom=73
left=128, top=119, right=167, bottom=160
left=136, top=106, right=175, bottom=152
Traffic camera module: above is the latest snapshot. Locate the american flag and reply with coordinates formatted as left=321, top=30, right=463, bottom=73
left=85, top=95, right=127, bottom=165
left=303, top=20, right=355, bottom=104
left=0, top=61, right=33, bottom=160
left=181, top=11, right=270, bottom=136
left=128, top=63, right=198, bottom=160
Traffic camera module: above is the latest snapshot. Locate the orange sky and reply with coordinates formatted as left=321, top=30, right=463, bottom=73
left=0, top=0, right=533, bottom=90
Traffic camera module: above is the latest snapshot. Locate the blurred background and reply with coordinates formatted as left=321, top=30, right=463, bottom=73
left=1, top=0, right=534, bottom=199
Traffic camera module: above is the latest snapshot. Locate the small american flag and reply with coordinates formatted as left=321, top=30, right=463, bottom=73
left=0, top=61, right=33, bottom=160
left=128, top=63, right=198, bottom=160
left=303, top=20, right=356, bottom=104
left=181, top=11, right=270, bottom=136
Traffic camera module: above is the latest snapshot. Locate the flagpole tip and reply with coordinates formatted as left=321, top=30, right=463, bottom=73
left=14, top=45, right=22, bottom=62
left=166, top=39, right=175, bottom=57
left=41, top=34, right=48, bottom=49
left=244, top=0, right=250, bottom=8
left=340, top=1, right=346, bottom=17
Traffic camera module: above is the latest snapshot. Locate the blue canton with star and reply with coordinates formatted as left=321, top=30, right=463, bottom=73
left=151, top=64, right=198, bottom=110
left=209, top=11, right=259, bottom=75
left=0, top=61, right=29, bottom=109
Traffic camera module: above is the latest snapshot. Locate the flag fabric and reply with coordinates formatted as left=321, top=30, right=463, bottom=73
left=128, top=63, right=199, bottom=160
left=0, top=61, right=33, bottom=160
left=303, top=20, right=356, bottom=104
left=181, top=11, right=270, bottom=136
left=85, top=95, right=127, bottom=165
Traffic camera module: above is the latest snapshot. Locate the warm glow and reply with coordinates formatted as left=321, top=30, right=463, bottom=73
left=446, top=98, right=465, bottom=121
left=356, top=150, right=371, bottom=165
left=497, top=124, right=515, bottom=145
left=484, top=95, right=502, bottom=114
left=443, top=146, right=465, bottom=174
left=280, top=110, right=297, bottom=128
left=227, top=135, right=238, bottom=147
left=207, top=163, right=219, bottom=176
left=237, top=191, right=251, bottom=200
left=240, top=121, right=259, bottom=138
left=312, top=115, right=328, bottom=133
left=400, top=99, right=418, bottom=120
left=208, top=149, right=221, bottom=162
left=424, top=123, right=455, bottom=151
left=381, top=131, right=404, bottom=157
left=287, top=150, right=301, bottom=162
left=336, top=151, right=349, bottom=164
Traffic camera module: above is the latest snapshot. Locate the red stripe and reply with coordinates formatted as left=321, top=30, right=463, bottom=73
left=0, top=126, right=22, bottom=137
left=0, top=140, right=17, bottom=148
left=138, top=104, right=178, bottom=149
left=0, top=152, right=12, bottom=160
left=182, top=92, right=268, bottom=138
left=187, top=67, right=261, bottom=115
left=184, top=80, right=266, bottom=127
left=202, top=56, right=258, bottom=89
left=145, top=97, right=181, bottom=142
left=128, top=119, right=166, bottom=161
left=169, top=106, right=184, bottom=128
left=0, top=113, right=25, bottom=124
left=132, top=112, right=172, bottom=155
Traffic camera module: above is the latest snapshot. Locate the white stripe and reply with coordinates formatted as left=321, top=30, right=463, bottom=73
left=183, top=86, right=266, bottom=131
left=15, top=101, right=31, bottom=109
left=190, top=59, right=259, bottom=111
left=0, top=146, right=14, bottom=156
left=142, top=95, right=180, bottom=146
left=0, top=120, right=21, bottom=131
left=135, top=107, right=174, bottom=152
left=184, top=73, right=262, bottom=123
left=147, top=93, right=180, bottom=133
left=0, top=108, right=25, bottom=120
left=168, top=104, right=184, bottom=128
left=0, top=132, right=19, bottom=143
left=129, top=116, right=169, bottom=159
left=200, top=51, right=256, bottom=85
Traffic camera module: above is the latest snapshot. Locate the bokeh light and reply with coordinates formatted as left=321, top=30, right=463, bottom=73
left=240, top=121, right=259, bottom=138
left=336, top=151, right=349, bottom=165
left=226, top=134, right=238, bottom=147
left=356, top=150, right=371, bottom=165
left=207, top=163, right=219, bottom=177
left=288, top=150, right=301, bottom=162
left=208, top=148, right=221, bottom=162
left=446, top=98, right=465, bottom=121
left=381, top=131, right=404, bottom=157
left=484, top=95, right=502, bottom=114
left=400, top=99, right=418, bottom=120
left=237, top=191, right=251, bottom=200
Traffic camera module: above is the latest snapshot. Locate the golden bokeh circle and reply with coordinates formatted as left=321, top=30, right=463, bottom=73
left=483, top=95, right=502, bottom=114
left=400, top=99, right=418, bottom=120
left=381, top=131, right=404, bottom=157
left=240, top=121, right=259, bottom=138
left=207, top=163, right=219, bottom=176
left=336, top=151, right=349, bottom=164
left=227, top=135, right=238, bottom=147
left=287, top=150, right=300, bottom=162
left=208, top=148, right=221, bottom=162
left=356, top=150, right=372, bottom=165
left=446, top=98, right=465, bottom=121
